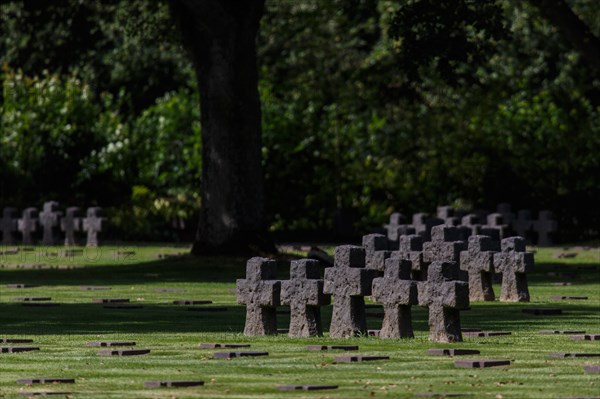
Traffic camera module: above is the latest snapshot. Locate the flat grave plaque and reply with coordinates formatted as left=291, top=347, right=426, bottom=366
left=571, top=335, right=600, bottom=341
left=97, top=349, right=150, bottom=356
left=17, top=378, right=74, bottom=384
left=463, top=331, right=512, bottom=337
left=199, top=343, right=250, bottom=349
left=306, top=345, right=359, bottom=351
left=214, top=351, right=268, bottom=359
left=584, top=365, right=600, bottom=374
left=92, top=298, right=129, bottom=303
left=540, top=330, right=586, bottom=334
left=18, top=392, right=74, bottom=396
left=86, top=341, right=136, bottom=347
left=276, top=385, right=338, bottom=391
left=173, top=300, right=213, bottom=305
left=551, top=296, right=588, bottom=300
left=14, top=297, right=51, bottom=302
left=549, top=353, right=600, bottom=358
left=454, top=359, right=511, bottom=368
left=7, top=284, right=39, bottom=289
left=427, top=349, right=481, bottom=356
left=334, top=355, right=390, bottom=363
left=144, top=380, right=204, bottom=388
left=1, top=338, right=33, bottom=343
left=0, top=346, right=39, bottom=353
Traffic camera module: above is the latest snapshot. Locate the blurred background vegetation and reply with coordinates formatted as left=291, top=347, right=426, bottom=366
left=0, top=0, right=598, bottom=242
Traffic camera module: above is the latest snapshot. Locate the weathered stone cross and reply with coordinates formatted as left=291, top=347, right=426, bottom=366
left=61, top=207, right=81, bottom=246
left=18, top=208, right=38, bottom=245
left=281, top=259, right=330, bottom=337
left=39, top=201, right=62, bottom=246
left=384, top=213, right=415, bottom=245
left=532, top=210, right=557, bottom=246
left=362, top=233, right=391, bottom=272
left=392, top=234, right=427, bottom=280
left=372, top=258, right=418, bottom=338
left=513, top=210, right=532, bottom=238
left=1, top=207, right=18, bottom=245
left=323, top=245, right=379, bottom=338
left=460, top=235, right=498, bottom=301
left=82, top=207, right=105, bottom=247
left=418, top=261, right=469, bottom=342
left=236, top=257, right=281, bottom=336
left=423, top=225, right=466, bottom=264
left=493, top=237, right=534, bottom=302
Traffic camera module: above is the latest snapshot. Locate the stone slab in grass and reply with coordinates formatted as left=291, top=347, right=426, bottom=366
left=213, top=351, right=268, bottom=359
left=522, top=308, right=562, bottom=315
left=551, top=295, right=588, bottom=300
left=1, top=338, right=33, bottom=343
left=427, top=349, right=481, bottom=356
left=103, top=305, right=143, bottom=309
left=334, top=355, right=390, bottom=363
left=97, top=349, right=150, bottom=356
left=571, top=335, right=600, bottom=341
left=199, top=343, right=250, bottom=349
left=17, top=378, right=75, bottom=384
left=6, top=284, right=39, bottom=289
left=92, top=298, right=129, bottom=303
left=22, top=303, right=60, bottom=307
left=0, top=346, right=39, bottom=353
left=86, top=341, right=136, bottom=347
left=187, top=306, right=227, bottom=312
left=463, top=331, right=512, bottom=337
left=14, top=297, right=51, bottom=301
left=18, top=392, right=74, bottom=396
left=454, top=359, right=511, bottom=368
left=540, top=330, right=586, bottom=334
left=306, top=345, right=359, bottom=351
left=173, top=300, right=213, bottom=305
left=144, top=380, right=204, bottom=388
left=80, top=286, right=111, bottom=291
left=584, top=365, right=600, bottom=374
left=549, top=353, right=600, bottom=358
left=276, top=385, right=338, bottom=391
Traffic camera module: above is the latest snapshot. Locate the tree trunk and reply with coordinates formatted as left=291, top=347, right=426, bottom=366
left=170, top=0, right=274, bottom=255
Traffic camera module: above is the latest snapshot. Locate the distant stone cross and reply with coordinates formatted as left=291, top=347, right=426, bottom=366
left=281, top=259, right=330, bottom=337
left=83, top=207, right=105, bottom=247
left=323, top=245, right=379, bottom=338
left=384, top=213, right=415, bottom=245
left=532, top=210, right=557, bottom=246
left=61, top=207, right=81, bottom=246
left=39, top=201, right=62, bottom=246
left=513, top=210, right=533, bottom=238
left=418, top=261, right=469, bottom=342
left=236, top=257, right=281, bottom=336
left=372, top=258, right=418, bottom=338
left=362, top=234, right=391, bottom=272
left=392, top=234, right=427, bottom=280
left=496, top=203, right=515, bottom=226
left=423, top=225, right=466, bottom=264
left=484, top=213, right=508, bottom=240
left=18, top=208, right=38, bottom=245
left=412, top=213, right=443, bottom=241
left=493, top=237, right=534, bottom=302
left=1, top=207, right=19, bottom=245
left=461, top=214, right=481, bottom=236
left=460, top=235, right=498, bottom=301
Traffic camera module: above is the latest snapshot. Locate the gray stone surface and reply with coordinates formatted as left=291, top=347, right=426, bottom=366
left=1, top=207, right=19, bottom=245
left=144, top=380, right=204, bottom=388
left=82, top=207, right=105, bottom=247
left=97, top=349, right=150, bottom=356
left=323, top=245, right=378, bottom=338
left=412, top=213, right=444, bottom=241
left=213, top=351, right=268, bottom=359
left=334, top=355, right=390, bottom=362
left=392, top=234, right=427, bottom=280
left=276, top=385, right=338, bottom=391
left=39, top=202, right=62, bottom=246
left=371, top=258, right=417, bottom=338
left=533, top=210, right=557, bottom=246
left=281, top=259, right=330, bottom=337
left=512, top=210, right=532, bottom=238
left=484, top=213, right=509, bottom=240
left=455, top=359, right=511, bottom=368
left=362, top=234, right=391, bottom=272
left=236, top=257, right=280, bottom=336
left=384, top=212, right=415, bottom=244
left=459, top=235, right=498, bottom=301
left=423, top=226, right=466, bottom=264
left=494, top=237, right=534, bottom=302
left=418, top=261, right=469, bottom=343
left=17, top=378, right=74, bottom=384
left=461, top=214, right=481, bottom=236
left=60, top=207, right=81, bottom=246
left=427, top=348, right=480, bottom=356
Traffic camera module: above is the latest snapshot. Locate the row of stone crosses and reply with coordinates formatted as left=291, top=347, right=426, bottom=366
left=0, top=202, right=105, bottom=247
left=237, top=224, right=534, bottom=343
left=383, top=203, right=557, bottom=246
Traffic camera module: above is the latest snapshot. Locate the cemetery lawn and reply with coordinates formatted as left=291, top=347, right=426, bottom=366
left=1, top=244, right=599, bottom=398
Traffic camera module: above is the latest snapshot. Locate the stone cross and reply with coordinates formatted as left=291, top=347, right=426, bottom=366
left=497, top=203, right=515, bottom=226
left=418, top=261, right=469, bottom=342
left=532, top=210, right=557, bottom=246
left=236, top=257, right=281, bottom=336
left=323, top=245, right=379, bottom=338
left=60, top=207, right=81, bottom=246
left=461, top=214, right=481, bottom=236
left=392, top=234, right=427, bottom=280
left=82, top=207, right=105, bottom=247
left=18, top=208, right=38, bottom=245
left=39, top=201, right=62, bottom=246
left=1, top=207, right=19, bottom=245
left=493, top=237, right=534, bottom=302
left=460, top=235, right=499, bottom=301
left=384, top=213, right=415, bottom=246
left=438, top=205, right=460, bottom=226
left=372, top=258, right=418, bottom=338
left=484, top=213, right=508, bottom=240
left=362, top=234, right=391, bottom=272
left=513, top=210, right=533, bottom=239
left=281, top=259, right=330, bottom=337
left=423, top=225, right=466, bottom=264
left=412, top=213, right=444, bottom=241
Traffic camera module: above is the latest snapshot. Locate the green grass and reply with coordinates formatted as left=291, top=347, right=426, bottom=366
left=0, top=244, right=599, bottom=398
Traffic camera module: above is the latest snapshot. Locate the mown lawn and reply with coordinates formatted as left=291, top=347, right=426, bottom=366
left=0, top=244, right=599, bottom=398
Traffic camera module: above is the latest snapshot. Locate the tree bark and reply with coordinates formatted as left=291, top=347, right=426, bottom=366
left=170, top=0, right=274, bottom=255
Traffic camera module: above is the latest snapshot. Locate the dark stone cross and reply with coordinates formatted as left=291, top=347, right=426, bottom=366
left=60, top=207, right=81, bottom=246
left=513, top=210, right=533, bottom=239
left=323, top=245, right=379, bottom=338
left=496, top=203, right=515, bottom=226
left=412, top=213, right=444, bottom=241
left=18, top=208, right=38, bottom=245
left=392, top=234, right=427, bottom=280
left=418, top=261, right=469, bottom=342
left=39, top=201, right=62, bottom=246
left=83, top=207, right=105, bottom=247
left=483, top=213, right=509, bottom=240
left=461, top=214, right=481, bottom=236
left=532, top=210, right=557, bottom=246
left=437, top=205, right=460, bottom=226
left=493, top=237, right=534, bottom=302
left=371, top=258, right=418, bottom=338
left=1, top=207, right=18, bottom=245
left=362, top=234, right=391, bottom=272
left=423, top=225, right=466, bottom=264
left=459, top=235, right=498, bottom=301
left=236, top=257, right=281, bottom=336
left=384, top=213, right=415, bottom=247
left=281, top=259, right=330, bottom=337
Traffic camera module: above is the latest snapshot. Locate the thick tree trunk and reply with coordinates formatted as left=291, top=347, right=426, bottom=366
left=170, top=0, right=274, bottom=254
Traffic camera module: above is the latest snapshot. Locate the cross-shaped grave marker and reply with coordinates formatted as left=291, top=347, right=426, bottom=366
left=236, top=257, right=281, bottom=336
left=418, top=261, right=469, bottom=342
left=423, top=225, right=466, bottom=264
left=281, top=259, right=330, bottom=337
left=372, top=258, right=418, bottom=338
left=532, top=210, right=557, bottom=246
left=384, top=213, right=415, bottom=247
left=362, top=234, right=391, bottom=272
left=323, top=245, right=379, bottom=338
left=392, top=234, right=427, bottom=280
left=1, top=207, right=18, bottom=245
left=61, top=207, right=81, bottom=246
left=82, top=207, right=105, bottom=247
left=497, top=203, right=515, bottom=226
left=18, top=208, right=38, bottom=245
left=493, top=236, right=534, bottom=302
left=513, top=210, right=533, bottom=239
left=483, top=213, right=509, bottom=240
left=39, top=201, right=62, bottom=246
left=460, top=235, right=498, bottom=301
left=412, top=213, right=444, bottom=241
left=461, top=214, right=481, bottom=236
